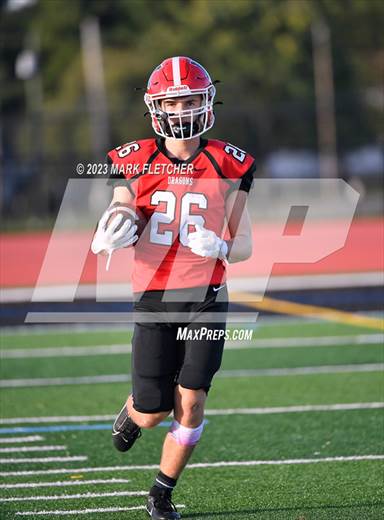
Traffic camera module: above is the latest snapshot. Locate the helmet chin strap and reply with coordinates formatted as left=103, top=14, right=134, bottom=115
left=169, top=121, right=200, bottom=138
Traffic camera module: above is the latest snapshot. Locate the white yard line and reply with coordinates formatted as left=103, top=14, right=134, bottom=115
left=0, top=479, right=130, bottom=489
left=1, top=402, right=382, bottom=425
left=1, top=363, right=382, bottom=388
left=0, top=344, right=130, bottom=359
left=1, top=490, right=148, bottom=503
left=226, top=333, right=384, bottom=350
left=0, top=456, right=87, bottom=465
left=0, top=415, right=114, bottom=425
left=0, top=436, right=44, bottom=443
left=217, top=364, right=384, bottom=377
left=205, top=402, right=384, bottom=415
left=0, top=317, right=323, bottom=335
left=1, top=334, right=382, bottom=358
left=2, top=455, right=383, bottom=477
left=0, top=445, right=66, bottom=453
left=0, top=374, right=131, bottom=388
left=2, top=312, right=382, bottom=336
left=0, top=324, right=135, bottom=336
left=15, top=505, right=186, bottom=516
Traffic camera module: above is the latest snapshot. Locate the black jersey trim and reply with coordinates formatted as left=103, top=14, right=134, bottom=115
left=203, top=150, right=256, bottom=196
left=238, top=160, right=257, bottom=193
left=202, top=149, right=233, bottom=187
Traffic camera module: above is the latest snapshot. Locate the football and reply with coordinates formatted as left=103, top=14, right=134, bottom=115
left=105, top=202, right=147, bottom=242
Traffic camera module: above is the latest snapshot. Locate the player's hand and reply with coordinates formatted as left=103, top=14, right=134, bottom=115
left=187, top=224, right=228, bottom=260
left=91, top=209, right=138, bottom=255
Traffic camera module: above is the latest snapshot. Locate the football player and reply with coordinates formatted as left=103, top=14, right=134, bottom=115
left=91, top=56, right=255, bottom=519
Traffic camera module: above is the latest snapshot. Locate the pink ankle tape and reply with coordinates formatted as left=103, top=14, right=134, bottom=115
left=169, top=419, right=204, bottom=446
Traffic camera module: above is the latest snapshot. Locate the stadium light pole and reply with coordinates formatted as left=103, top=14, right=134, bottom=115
left=15, top=46, right=43, bottom=114
left=80, top=17, right=110, bottom=159
left=311, top=17, right=339, bottom=178
left=15, top=30, right=44, bottom=206
left=80, top=17, right=111, bottom=212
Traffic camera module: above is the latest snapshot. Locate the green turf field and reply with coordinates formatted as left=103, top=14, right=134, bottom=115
left=0, top=319, right=383, bottom=519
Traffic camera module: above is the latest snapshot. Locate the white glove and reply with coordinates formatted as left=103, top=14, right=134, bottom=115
left=187, top=224, right=228, bottom=260
left=91, top=207, right=138, bottom=270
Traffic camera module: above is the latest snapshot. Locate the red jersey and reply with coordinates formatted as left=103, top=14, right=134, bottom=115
left=107, top=138, right=255, bottom=293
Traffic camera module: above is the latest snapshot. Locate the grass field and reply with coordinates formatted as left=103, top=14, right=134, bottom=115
left=0, top=318, right=383, bottom=519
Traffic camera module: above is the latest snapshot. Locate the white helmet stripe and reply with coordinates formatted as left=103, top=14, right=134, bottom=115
left=172, top=56, right=181, bottom=86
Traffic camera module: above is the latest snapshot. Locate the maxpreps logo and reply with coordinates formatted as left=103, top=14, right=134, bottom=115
left=166, top=85, right=191, bottom=94
left=176, top=327, right=254, bottom=341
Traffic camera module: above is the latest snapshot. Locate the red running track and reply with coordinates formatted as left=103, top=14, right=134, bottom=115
left=1, top=218, right=383, bottom=288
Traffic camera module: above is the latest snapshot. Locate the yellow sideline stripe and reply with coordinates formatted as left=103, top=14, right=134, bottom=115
left=230, top=292, right=384, bottom=331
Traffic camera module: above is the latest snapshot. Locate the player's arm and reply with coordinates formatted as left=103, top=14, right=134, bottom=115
left=91, top=184, right=138, bottom=264
left=224, top=189, right=253, bottom=263
left=107, top=151, right=136, bottom=207
left=110, top=185, right=135, bottom=206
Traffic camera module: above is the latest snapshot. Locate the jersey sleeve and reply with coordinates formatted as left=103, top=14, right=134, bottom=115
left=236, top=160, right=256, bottom=193
left=105, top=154, right=131, bottom=190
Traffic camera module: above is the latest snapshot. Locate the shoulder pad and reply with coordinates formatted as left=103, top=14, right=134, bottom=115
left=107, top=138, right=157, bottom=165
left=205, top=139, right=256, bottom=180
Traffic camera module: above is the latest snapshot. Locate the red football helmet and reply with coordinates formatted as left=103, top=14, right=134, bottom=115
left=144, top=56, right=216, bottom=140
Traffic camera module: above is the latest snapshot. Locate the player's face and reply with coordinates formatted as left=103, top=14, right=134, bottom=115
left=160, top=95, right=202, bottom=121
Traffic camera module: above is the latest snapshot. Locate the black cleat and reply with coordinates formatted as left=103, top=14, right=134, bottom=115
left=112, top=404, right=141, bottom=452
left=146, top=488, right=181, bottom=519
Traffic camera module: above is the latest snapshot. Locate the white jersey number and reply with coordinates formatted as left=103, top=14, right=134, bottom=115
left=150, top=191, right=207, bottom=246
left=115, top=141, right=140, bottom=158
left=224, top=143, right=246, bottom=163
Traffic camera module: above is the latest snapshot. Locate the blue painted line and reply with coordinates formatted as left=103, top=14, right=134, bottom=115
left=0, top=421, right=174, bottom=435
